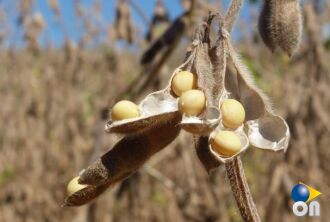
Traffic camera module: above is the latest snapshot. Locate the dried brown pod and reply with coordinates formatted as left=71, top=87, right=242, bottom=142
left=141, top=14, right=187, bottom=64
left=63, top=114, right=181, bottom=206
left=62, top=173, right=129, bottom=207
left=79, top=114, right=181, bottom=186
left=146, top=0, right=170, bottom=42
left=115, top=0, right=133, bottom=43
left=258, top=0, right=303, bottom=56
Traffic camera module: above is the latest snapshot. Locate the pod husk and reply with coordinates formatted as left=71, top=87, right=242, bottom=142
left=181, top=15, right=225, bottom=135
left=106, top=53, right=196, bottom=135
left=194, top=22, right=289, bottom=166
left=62, top=172, right=129, bottom=207
left=179, top=66, right=221, bottom=134
left=106, top=91, right=179, bottom=134
left=79, top=113, right=181, bottom=187
left=181, top=107, right=220, bottom=135
left=63, top=113, right=181, bottom=206
left=258, top=0, right=303, bottom=55
left=246, top=115, right=290, bottom=151
left=224, top=36, right=290, bottom=152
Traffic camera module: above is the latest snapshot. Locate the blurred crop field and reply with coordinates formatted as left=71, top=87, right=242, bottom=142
left=0, top=0, right=329, bottom=222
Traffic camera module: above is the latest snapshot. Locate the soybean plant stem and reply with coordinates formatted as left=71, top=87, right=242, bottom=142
left=225, top=157, right=261, bottom=222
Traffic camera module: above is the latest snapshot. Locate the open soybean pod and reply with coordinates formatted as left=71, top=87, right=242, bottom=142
left=186, top=13, right=290, bottom=168
left=221, top=34, right=290, bottom=154
left=107, top=33, right=210, bottom=136
left=105, top=56, right=191, bottom=135
left=198, top=34, right=290, bottom=166
left=179, top=13, right=225, bottom=136
left=63, top=114, right=181, bottom=207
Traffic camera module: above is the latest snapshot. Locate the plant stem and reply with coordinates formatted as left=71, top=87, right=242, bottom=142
left=225, top=157, right=261, bottom=222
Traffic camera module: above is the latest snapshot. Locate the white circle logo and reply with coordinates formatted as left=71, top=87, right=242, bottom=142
left=292, top=201, right=308, bottom=217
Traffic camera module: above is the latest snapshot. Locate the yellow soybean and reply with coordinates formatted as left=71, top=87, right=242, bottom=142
left=171, top=71, right=197, bottom=97
left=221, top=99, right=245, bottom=129
left=179, top=90, right=206, bottom=116
left=111, top=100, right=140, bottom=121
left=211, top=131, right=242, bottom=156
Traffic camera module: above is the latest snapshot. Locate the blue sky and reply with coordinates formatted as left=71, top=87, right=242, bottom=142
left=36, top=0, right=184, bottom=47
left=0, top=0, right=258, bottom=48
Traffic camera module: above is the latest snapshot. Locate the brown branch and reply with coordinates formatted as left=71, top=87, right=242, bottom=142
left=225, top=157, right=261, bottom=222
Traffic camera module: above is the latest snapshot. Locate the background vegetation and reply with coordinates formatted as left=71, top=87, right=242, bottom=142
left=0, top=0, right=329, bottom=221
